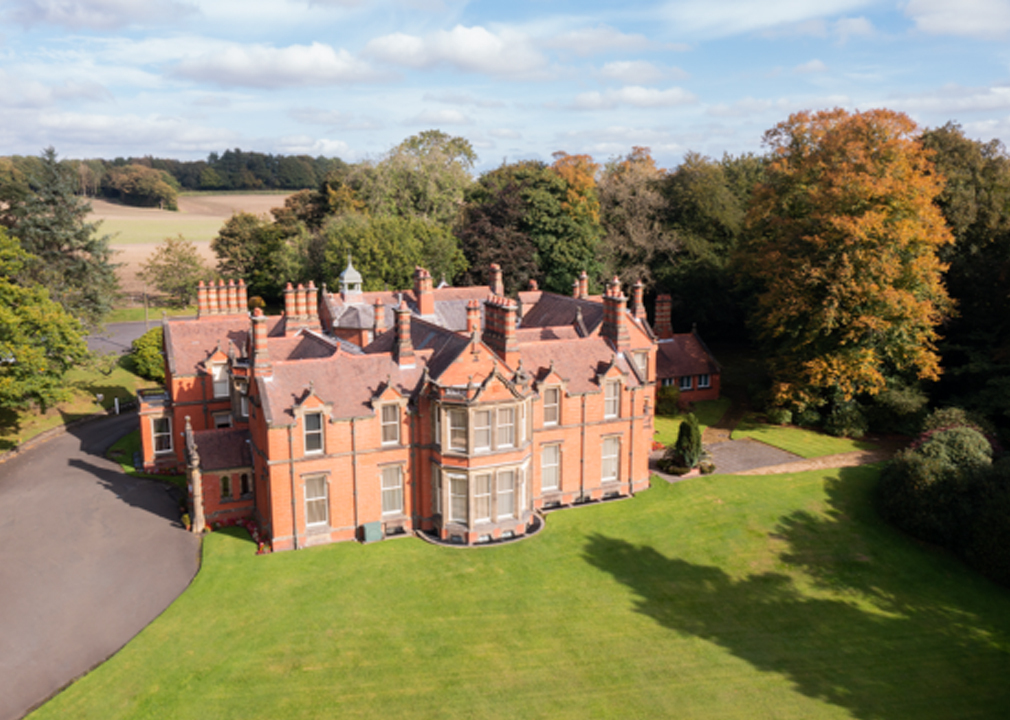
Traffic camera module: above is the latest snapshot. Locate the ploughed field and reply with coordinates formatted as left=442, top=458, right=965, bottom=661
left=89, top=193, right=291, bottom=296
left=30, top=466, right=1010, bottom=720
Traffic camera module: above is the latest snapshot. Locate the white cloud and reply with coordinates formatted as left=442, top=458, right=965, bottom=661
left=793, top=59, right=828, bottom=74
left=489, top=128, right=521, bottom=139
left=544, top=25, right=684, bottom=56
left=422, top=91, right=505, bottom=108
left=835, top=16, right=875, bottom=42
left=365, top=25, right=546, bottom=76
left=405, top=108, right=473, bottom=125
left=174, top=42, right=383, bottom=88
left=660, top=0, right=873, bottom=38
left=905, top=0, right=1010, bottom=39
left=288, top=107, right=382, bottom=130
left=6, top=0, right=196, bottom=29
left=572, top=86, right=697, bottom=110
left=599, top=61, right=687, bottom=85
left=892, top=84, right=1010, bottom=113
left=275, top=135, right=352, bottom=157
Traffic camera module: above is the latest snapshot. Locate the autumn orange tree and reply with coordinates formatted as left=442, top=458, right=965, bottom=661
left=737, top=108, right=954, bottom=415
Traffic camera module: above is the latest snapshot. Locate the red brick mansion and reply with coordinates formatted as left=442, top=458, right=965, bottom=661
left=138, top=264, right=708, bottom=550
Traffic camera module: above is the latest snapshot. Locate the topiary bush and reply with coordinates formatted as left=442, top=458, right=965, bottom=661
left=825, top=402, right=868, bottom=438
left=129, top=327, right=165, bottom=383
left=655, top=384, right=680, bottom=416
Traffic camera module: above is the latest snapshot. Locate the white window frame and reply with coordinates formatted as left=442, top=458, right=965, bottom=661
left=381, top=404, right=400, bottom=445
left=211, top=363, right=228, bottom=399
left=497, top=407, right=515, bottom=448
left=473, top=473, right=492, bottom=523
left=449, top=475, right=468, bottom=524
left=497, top=470, right=516, bottom=520
left=543, top=387, right=560, bottom=426
left=240, top=395, right=249, bottom=419
left=473, top=410, right=492, bottom=453
left=433, top=405, right=441, bottom=447
left=605, top=381, right=620, bottom=419
left=152, top=417, right=172, bottom=454
left=304, top=411, right=324, bottom=454
left=679, top=375, right=693, bottom=391
left=448, top=409, right=467, bottom=452
left=541, top=444, right=561, bottom=491
left=381, top=465, right=404, bottom=515
left=305, top=475, right=328, bottom=527
left=602, top=437, right=620, bottom=483
left=698, top=373, right=711, bottom=389
left=634, top=352, right=648, bottom=378
left=432, top=464, right=442, bottom=515
left=213, top=411, right=232, bottom=429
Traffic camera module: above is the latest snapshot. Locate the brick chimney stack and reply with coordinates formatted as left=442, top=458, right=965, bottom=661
left=197, top=281, right=208, bottom=318
left=295, top=283, right=307, bottom=320
left=602, top=277, right=630, bottom=351
left=251, top=307, right=271, bottom=376
left=237, top=279, right=248, bottom=312
left=414, top=266, right=435, bottom=316
left=578, top=271, right=589, bottom=299
left=395, top=301, right=414, bottom=367
left=631, top=280, right=647, bottom=322
left=305, top=281, right=320, bottom=331
left=466, top=299, right=481, bottom=335
left=654, top=294, right=673, bottom=340
left=489, top=263, right=504, bottom=297
left=373, top=298, right=386, bottom=335
left=226, top=279, right=238, bottom=314
left=572, top=278, right=580, bottom=298
left=208, top=280, right=221, bottom=315
left=528, top=279, right=538, bottom=291
left=483, top=295, right=519, bottom=367
left=284, top=282, right=295, bottom=318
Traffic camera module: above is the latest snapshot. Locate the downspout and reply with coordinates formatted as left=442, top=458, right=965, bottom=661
left=351, top=417, right=359, bottom=538
left=288, top=425, right=299, bottom=550
left=580, top=395, right=586, bottom=500
left=629, top=387, right=636, bottom=497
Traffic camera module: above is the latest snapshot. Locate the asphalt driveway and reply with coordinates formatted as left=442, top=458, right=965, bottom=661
left=0, top=414, right=199, bottom=720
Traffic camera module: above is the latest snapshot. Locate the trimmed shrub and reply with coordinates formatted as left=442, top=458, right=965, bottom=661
left=825, top=402, right=868, bottom=438
left=766, top=407, right=792, bottom=425
left=130, top=327, right=165, bottom=383
left=921, top=406, right=996, bottom=437
left=917, top=426, right=993, bottom=470
left=655, top=384, right=680, bottom=416
left=795, top=407, right=821, bottom=428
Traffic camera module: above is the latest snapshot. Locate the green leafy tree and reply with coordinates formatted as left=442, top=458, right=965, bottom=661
left=457, top=160, right=603, bottom=294
left=102, top=164, right=179, bottom=210
left=737, top=108, right=954, bottom=412
left=138, top=235, right=213, bottom=307
left=0, top=229, right=88, bottom=411
left=211, top=212, right=289, bottom=301
left=0, top=147, right=118, bottom=328
left=356, top=130, right=477, bottom=228
left=322, top=214, right=467, bottom=291
left=129, top=327, right=165, bottom=383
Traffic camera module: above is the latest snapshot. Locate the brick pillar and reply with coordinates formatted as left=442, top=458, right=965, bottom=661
left=251, top=307, right=272, bottom=376
left=572, top=278, right=580, bottom=298
left=483, top=295, right=519, bottom=366
left=528, top=279, right=538, bottom=291
left=655, top=294, right=673, bottom=340
left=602, top=277, right=630, bottom=351
left=226, top=279, right=238, bottom=314
left=197, top=281, right=208, bottom=319
left=237, top=279, right=248, bottom=312
left=414, top=267, right=435, bottom=315
left=395, top=301, right=414, bottom=366
left=489, top=263, right=504, bottom=297
left=631, top=280, right=647, bottom=322
left=466, top=299, right=481, bottom=335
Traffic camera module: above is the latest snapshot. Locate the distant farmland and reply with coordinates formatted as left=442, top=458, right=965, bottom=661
left=91, top=193, right=292, bottom=296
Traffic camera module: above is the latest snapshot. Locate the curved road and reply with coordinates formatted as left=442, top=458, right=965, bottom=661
left=0, top=414, right=199, bottom=720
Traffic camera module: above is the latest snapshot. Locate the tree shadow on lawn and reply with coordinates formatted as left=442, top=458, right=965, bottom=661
left=582, top=467, right=1010, bottom=720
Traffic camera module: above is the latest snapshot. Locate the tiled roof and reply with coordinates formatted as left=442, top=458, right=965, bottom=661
left=268, top=331, right=347, bottom=361
left=164, top=315, right=284, bottom=376
left=516, top=336, right=640, bottom=395
left=323, top=286, right=491, bottom=333
left=258, top=352, right=430, bottom=425
left=518, top=293, right=605, bottom=333
left=655, top=333, right=720, bottom=380
left=365, top=317, right=471, bottom=380
left=193, top=428, right=251, bottom=470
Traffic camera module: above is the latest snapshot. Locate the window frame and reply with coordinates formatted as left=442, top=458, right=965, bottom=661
left=473, top=409, right=492, bottom=453
left=213, top=411, right=232, bottom=429
left=604, top=380, right=620, bottom=419
left=240, top=473, right=252, bottom=497
left=497, top=406, right=515, bottom=448
left=152, top=417, right=172, bottom=454
left=602, top=436, right=620, bottom=483
left=679, top=375, right=693, bottom=391
left=304, top=411, right=324, bottom=454
left=473, top=473, right=492, bottom=523
left=211, top=362, right=229, bottom=399
left=381, top=404, right=400, bottom=445
left=698, top=373, right=711, bottom=389
left=381, top=465, right=404, bottom=516
left=305, top=475, right=328, bottom=527
left=220, top=475, right=232, bottom=501
left=543, top=387, right=560, bottom=426
left=497, top=470, right=516, bottom=520
left=448, top=409, right=468, bottom=452
left=633, top=351, right=648, bottom=378
left=541, top=443, right=561, bottom=492
left=448, top=474, right=468, bottom=524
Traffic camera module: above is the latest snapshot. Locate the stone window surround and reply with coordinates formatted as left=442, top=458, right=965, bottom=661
left=435, top=399, right=531, bottom=457
left=435, top=458, right=531, bottom=532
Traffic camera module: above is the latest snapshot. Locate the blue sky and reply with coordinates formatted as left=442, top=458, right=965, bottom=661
left=2, top=0, right=1009, bottom=170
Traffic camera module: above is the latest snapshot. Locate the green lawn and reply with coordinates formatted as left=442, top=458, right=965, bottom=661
left=102, top=216, right=225, bottom=245
left=31, top=466, right=1010, bottom=719
left=653, top=397, right=732, bottom=446
left=732, top=414, right=878, bottom=458
left=105, top=305, right=196, bottom=323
